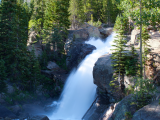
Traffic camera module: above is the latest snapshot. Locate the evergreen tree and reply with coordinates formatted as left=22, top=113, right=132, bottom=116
left=141, top=26, right=150, bottom=78
left=44, top=0, right=70, bottom=54
left=111, top=15, right=128, bottom=91
left=0, top=0, right=41, bottom=92
left=69, top=0, right=85, bottom=29
left=30, top=0, right=46, bottom=41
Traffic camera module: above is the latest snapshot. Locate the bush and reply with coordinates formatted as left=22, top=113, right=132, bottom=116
left=126, top=77, right=156, bottom=109
left=88, top=20, right=102, bottom=27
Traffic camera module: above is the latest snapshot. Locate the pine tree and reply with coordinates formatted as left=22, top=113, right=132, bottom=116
left=0, top=0, right=41, bottom=92
left=141, top=26, right=150, bottom=78
left=30, top=0, right=46, bottom=41
left=69, top=0, right=85, bottom=29
left=44, top=0, right=70, bottom=54
left=111, top=15, right=128, bottom=91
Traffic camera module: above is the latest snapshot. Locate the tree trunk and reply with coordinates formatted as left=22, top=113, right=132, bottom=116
left=140, top=0, right=143, bottom=78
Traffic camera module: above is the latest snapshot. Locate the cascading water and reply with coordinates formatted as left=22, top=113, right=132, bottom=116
left=49, top=33, right=115, bottom=120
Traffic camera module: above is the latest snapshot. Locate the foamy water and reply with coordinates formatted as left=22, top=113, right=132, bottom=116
left=49, top=34, right=115, bottom=120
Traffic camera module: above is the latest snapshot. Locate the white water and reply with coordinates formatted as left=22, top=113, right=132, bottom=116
left=49, top=34, right=115, bottom=120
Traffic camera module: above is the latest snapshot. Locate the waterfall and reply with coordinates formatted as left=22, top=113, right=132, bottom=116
left=49, top=34, right=114, bottom=120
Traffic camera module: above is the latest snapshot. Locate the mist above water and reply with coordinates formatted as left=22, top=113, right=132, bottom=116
left=49, top=34, right=115, bottom=120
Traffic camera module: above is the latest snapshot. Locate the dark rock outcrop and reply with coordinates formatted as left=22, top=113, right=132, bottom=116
left=65, top=29, right=96, bottom=70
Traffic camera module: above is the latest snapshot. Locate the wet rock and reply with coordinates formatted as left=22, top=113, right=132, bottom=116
left=99, top=27, right=113, bottom=38
left=47, top=61, right=60, bottom=71
left=30, top=115, right=49, bottom=120
left=65, top=30, right=96, bottom=70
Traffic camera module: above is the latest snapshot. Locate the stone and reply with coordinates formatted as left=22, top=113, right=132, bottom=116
left=124, top=76, right=136, bottom=88
left=4, top=117, right=12, bottom=120
left=81, top=22, right=100, bottom=38
left=132, top=100, right=160, bottom=120
left=30, top=115, right=49, bottom=120
left=27, top=31, right=37, bottom=46
left=9, top=105, right=22, bottom=115
left=83, top=97, right=109, bottom=120
left=73, top=29, right=89, bottom=40
left=0, top=105, right=17, bottom=119
left=7, top=85, right=14, bottom=94
left=27, top=42, right=43, bottom=57
left=65, top=30, right=95, bottom=70
left=99, top=27, right=113, bottom=38
left=47, top=61, right=60, bottom=71
left=99, top=103, right=118, bottom=120
left=0, top=94, right=5, bottom=103
left=41, top=70, right=53, bottom=79
left=93, top=54, right=113, bottom=93
left=107, top=94, right=137, bottom=120
left=130, top=28, right=140, bottom=46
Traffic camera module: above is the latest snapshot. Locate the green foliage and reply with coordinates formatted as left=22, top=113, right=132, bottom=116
left=125, top=111, right=133, bottom=120
left=114, top=14, right=129, bottom=35
left=111, top=15, right=128, bottom=91
left=0, top=59, right=7, bottom=93
left=69, top=0, right=85, bottom=28
left=40, top=75, right=63, bottom=97
left=88, top=20, right=102, bottom=27
left=38, top=50, right=48, bottom=70
left=101, top=0, right=120, bottom=24
left=4, top=89, right=33, bottom=105
left=124, top=46, right=139, bottom=76
left=126, top=77, right=156, bottom=109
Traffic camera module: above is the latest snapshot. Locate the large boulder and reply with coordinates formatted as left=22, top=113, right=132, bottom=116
left=93, top=54, right=113, bottom=93
left=65, top=30, right=96, bottom=70
left=27, top=42, right=43, bottom=57
left=129, top=28, right=140, bottom=46
left=104, top=94, right=137, bottom=120
left=47, top=61, right=60, bottom=71
left=81, top=22, right=100, bottom=38
left=72, top=29, right=89, bottom=40
left=132, top=100, right=160, bottom=120
left=7, top=84, right=14, bottom=94
left=27, top=31, right=37, bottom=46
left=30, top=115, right=49, bottom=120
